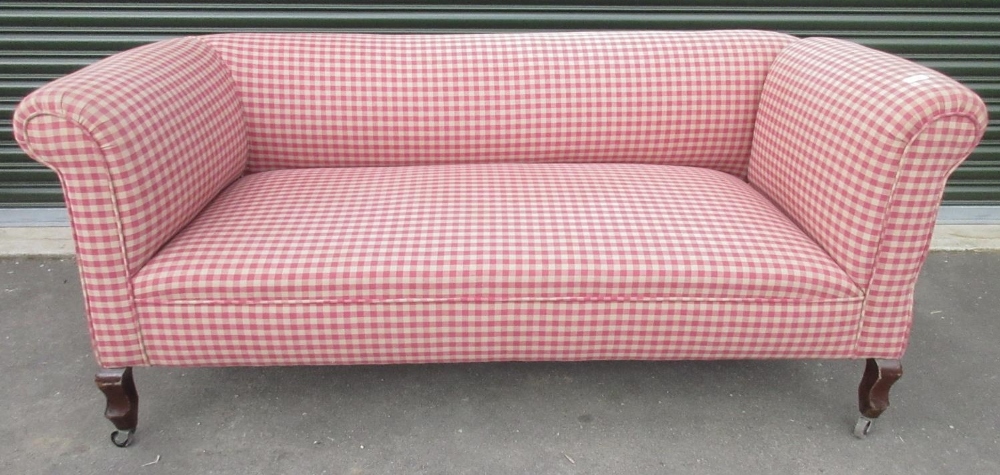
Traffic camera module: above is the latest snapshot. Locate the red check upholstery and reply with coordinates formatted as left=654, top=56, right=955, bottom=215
left=749, top=38, right=988, bottom=357
left=132, top=164, right=863, bottom=366
left=13, top=38, right=248, bottom=366
left=202, top=31, right=793, bottom=176
left=13, top=31, right=986, bottom=367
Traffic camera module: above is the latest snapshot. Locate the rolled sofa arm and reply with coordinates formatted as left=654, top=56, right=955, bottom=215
left=749, top=37, right=988, bottom=358
left=13, top=37, right=248, bottom=366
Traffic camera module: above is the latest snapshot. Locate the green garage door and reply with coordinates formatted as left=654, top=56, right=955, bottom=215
left=2, top=1, right=998, bottom=206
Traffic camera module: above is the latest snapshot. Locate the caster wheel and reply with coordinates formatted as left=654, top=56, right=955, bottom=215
left=853, top=417, right=872, bottom=439
left=111, top=429, right=135, bottom=447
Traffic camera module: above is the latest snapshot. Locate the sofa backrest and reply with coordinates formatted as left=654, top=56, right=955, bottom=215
left=202, top=31, right=793, bottom=176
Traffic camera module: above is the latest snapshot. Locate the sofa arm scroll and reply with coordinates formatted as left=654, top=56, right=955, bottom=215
left=13, top=37, right=248, bottom=366
left=749, top=37, right=988, bottom=357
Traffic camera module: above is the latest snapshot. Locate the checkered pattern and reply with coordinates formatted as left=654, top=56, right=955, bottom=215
left=202, top=31, right=793, bottom=176
left=133, top=164, right=863, bottom=365
left=138, top=300, right=863, bottom=366
left=857, top=116, right=985, bottom=357
left=748, top=38, right=988, bottom=357
left=12, top=31, right=986, bottom=367
left=13, top=37, right=248, bottom=367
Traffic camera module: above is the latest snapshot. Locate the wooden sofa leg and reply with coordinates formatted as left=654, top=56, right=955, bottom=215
left=95, top=367, right=139, bottom=447
left=854, top=358, right=902, bottom=438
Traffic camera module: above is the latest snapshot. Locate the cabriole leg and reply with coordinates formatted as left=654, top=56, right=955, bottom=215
left=95, top=367, right=139, bottom=447
left=855, top=358, right=902, bottom=438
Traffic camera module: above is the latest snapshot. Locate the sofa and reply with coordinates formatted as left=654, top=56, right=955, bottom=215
left=13, top=30, right=987, bottom=447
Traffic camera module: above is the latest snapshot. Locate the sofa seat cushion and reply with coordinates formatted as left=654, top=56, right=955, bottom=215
left=133, top=163, right=861, bottom=305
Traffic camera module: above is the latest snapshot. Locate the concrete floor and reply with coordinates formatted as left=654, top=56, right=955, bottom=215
left=0, top=253, right=997, bottom=475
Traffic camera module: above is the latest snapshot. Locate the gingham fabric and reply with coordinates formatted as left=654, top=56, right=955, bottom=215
left=201, top=31, right=794, bottom=176
left=748, top=38, right=987, bottom=358
left=132, top=164, right=864, bottom=366
left=856, top=116, right=985, bottom=357
left=13, top=32, right=987, bottom=367
left=138, top=300, right=863, bottom=366
left=13, top=38, right=248, bottom=366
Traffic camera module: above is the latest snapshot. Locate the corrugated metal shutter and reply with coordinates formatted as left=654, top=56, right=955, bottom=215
left=2, top=1, right=998, bottom=206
